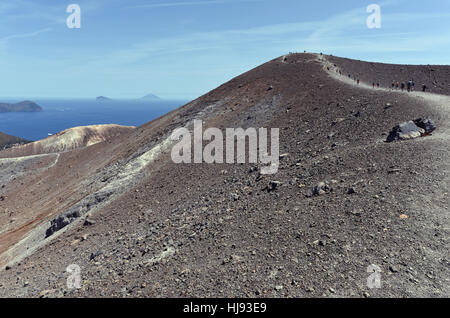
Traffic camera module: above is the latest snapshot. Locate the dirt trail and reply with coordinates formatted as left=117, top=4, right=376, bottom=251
left=318, top=54, right=450, bottom=150
left=318, top=54, right=450, bottom=128
left=319, top=53, right=450, bottom=296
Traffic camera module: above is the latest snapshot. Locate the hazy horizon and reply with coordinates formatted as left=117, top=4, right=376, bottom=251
left=0, top=96, right=189, bottom=102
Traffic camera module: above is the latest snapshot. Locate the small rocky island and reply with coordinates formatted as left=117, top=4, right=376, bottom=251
left=0, top=101, right=43, bottom=113
left=140, top=93, right=161, bottom=101
left=96, top=96, right=113, bottom=102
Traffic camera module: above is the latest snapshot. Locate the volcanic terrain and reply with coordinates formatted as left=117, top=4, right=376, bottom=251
left=0, top=53, right=448, bottom=298
left=0, top=132, right=29, bottom=150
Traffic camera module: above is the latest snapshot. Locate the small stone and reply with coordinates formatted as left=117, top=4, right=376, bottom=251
left=275, top=285, right=283, bottom=291
left=89, top=250, right=103, bottom=261
left=389, top=265, right=399, bottom=273
left=39, top=289, right=56, bottom=298
left=84, top=219, right=96, bottom=226
left=266, top=181, right=282, bottom=192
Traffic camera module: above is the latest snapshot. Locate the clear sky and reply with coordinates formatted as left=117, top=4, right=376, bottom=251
left=1, top=0, right=449, bottom=99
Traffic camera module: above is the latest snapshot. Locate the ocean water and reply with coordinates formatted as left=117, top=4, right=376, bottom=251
left=0, top=99, right=188, bottom=141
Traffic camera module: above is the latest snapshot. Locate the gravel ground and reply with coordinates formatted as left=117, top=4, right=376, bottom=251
left=0, top=53, right=448, bottom=298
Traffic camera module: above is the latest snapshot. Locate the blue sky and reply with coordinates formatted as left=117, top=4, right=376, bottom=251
left=0, top=0, right=449, bottom=99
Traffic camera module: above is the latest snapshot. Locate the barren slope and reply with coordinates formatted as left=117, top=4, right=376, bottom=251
left=0, top=132, right=29, bottom=150
left=0, top=53, right=448, bottom=298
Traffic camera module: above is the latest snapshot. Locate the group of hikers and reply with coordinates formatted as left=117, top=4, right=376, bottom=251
left=390, top=80, right=428, bottom=92
left=331, top=65, right=429, bottom=93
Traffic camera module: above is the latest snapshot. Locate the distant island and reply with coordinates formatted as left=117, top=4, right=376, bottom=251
left=0, top=101, right=43, bottom=113
left=140, top=93, right=161, bottom=101
left=96, top=96, right=113, bottom=102
left=95, top=94, right=162, bottom=101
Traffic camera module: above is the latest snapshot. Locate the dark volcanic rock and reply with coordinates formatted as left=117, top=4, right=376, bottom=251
left=312, top=181, right=332, bottom=196
left=413, top=118, right=436, bottom=135
left=386, top=118, right=436, bottom=142
left=387, top=121, right=424, bottom=142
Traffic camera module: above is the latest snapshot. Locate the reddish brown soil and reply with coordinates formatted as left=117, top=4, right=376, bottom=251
left=0, top=53, right=448, bottom=298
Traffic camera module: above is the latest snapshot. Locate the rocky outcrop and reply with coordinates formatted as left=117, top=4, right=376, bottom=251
left=386, top=118, right=436, bottom=142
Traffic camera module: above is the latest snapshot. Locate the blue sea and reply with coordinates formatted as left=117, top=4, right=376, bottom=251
left=0, top=99, right=188, bottom=141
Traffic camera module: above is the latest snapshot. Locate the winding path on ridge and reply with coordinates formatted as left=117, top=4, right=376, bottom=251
left=317, top=53, right=450, bottom=163
left=318, top=53, right=450, bottom=296
left=318, top=54, right=450, bottom=131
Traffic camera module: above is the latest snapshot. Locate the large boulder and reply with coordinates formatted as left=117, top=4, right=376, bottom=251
left=386, top=118, right=436, bottom=142
left=413, top=118, right=436, bottom=135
